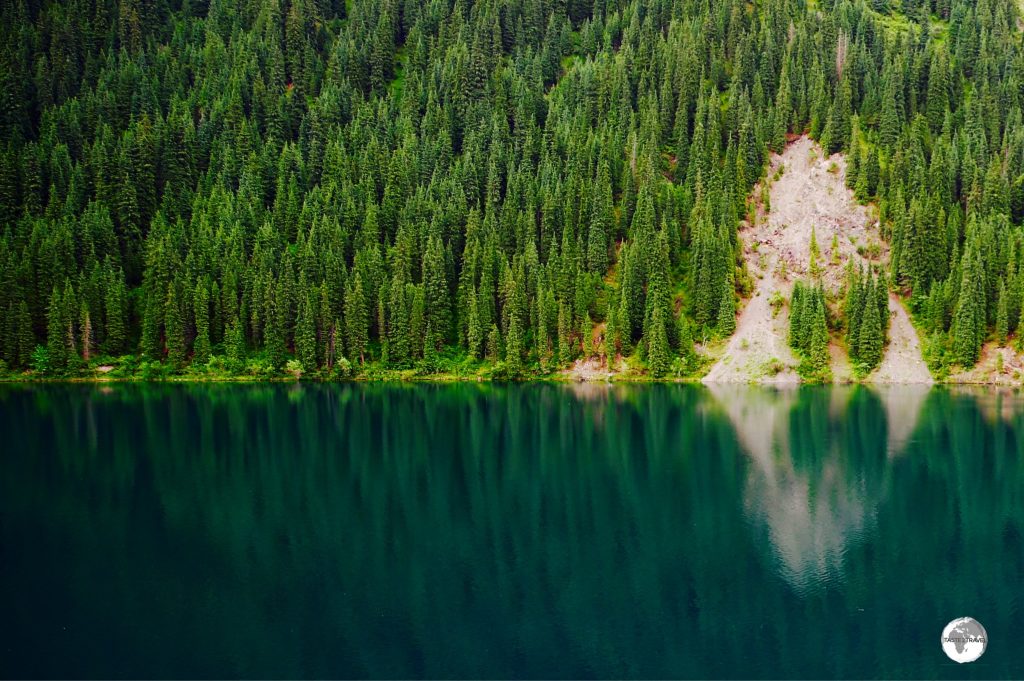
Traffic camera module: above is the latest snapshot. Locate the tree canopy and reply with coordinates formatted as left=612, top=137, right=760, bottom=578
left=1, top=0, right=1023, bottom=378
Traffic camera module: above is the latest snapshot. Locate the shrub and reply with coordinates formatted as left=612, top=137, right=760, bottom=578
left=139, top=361, right=170, bottom=380
left=30, top=345, right=51, bottom=375
left=286, top=359, right=304, bottom=378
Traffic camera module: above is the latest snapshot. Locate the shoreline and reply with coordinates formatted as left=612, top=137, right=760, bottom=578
left=0, top=372, right=1015, bottom=387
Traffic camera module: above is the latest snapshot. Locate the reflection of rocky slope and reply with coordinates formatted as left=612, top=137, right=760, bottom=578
left=703, top=384, right=799, bottom=464
left=872, top=384, right=931, bottom=456
left=706, top=384, right=926, bottom=593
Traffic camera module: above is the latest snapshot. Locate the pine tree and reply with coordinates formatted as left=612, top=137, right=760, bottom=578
left=879, top=77, right=901, bottom=148
left=809, top=227, right=821, bottom=278
left=345, top=274, right=368, bottom=364
left=855, top=149, right=870, bottom=201
left=388, top=274, right=411, bottom=365
left=789, top=282, right=807, bottom=351
left=996, top=279, right=1009, bottom=346
left=809, top=303, right=831, bottom=376
left=227, top=315, right=246, bottom=367
left=824, top=77, right=852, bottom=153
left=486, top=324, right=500, bottom=361
left=926, top=49, right=950, bottom=132
left=46, top=286, right=67, bottom=374
left=193, top=282, right=211, bottom=366
left=62, top=282, right=80, bottom=371
left=423, top=235, right=450, bottom=353
left=141, top=292, right=163, bottom=361
left=16, top=301, right=33, bottom=368
left=104, top=273, right=127, bottom=355
left=647, top=302, right=671, bottom=378
left=857, top=294, right=883, bottom=370
left=587, top=162, right=613, bottom=274
left=165, top=286, right=186, bottom=368
left=467, top=288, right=483, bottom=360
left=845, top=268, right=864, bottom=354
left=600, top=283, right=618, bottom=353
left=264, top=292, right=287, bottom=370
left=297, top=292, right=317, bottom=372
left=557, top=301, right=571, bottom=366
left=717, top=279, right=736, bottom=336
left=505, top=310, right=523, bottom=375
left=80, top=303, right=94, bottom=362
left=951, top=248, right=986, bottom=367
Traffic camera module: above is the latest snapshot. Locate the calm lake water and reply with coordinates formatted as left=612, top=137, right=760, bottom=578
left=1, top=383, right=1022, bottom=678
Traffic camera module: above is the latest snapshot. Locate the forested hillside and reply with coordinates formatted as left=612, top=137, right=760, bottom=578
left=1, top=0, right=1023, bottom=380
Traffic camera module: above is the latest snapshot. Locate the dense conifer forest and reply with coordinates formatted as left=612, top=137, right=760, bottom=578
left=2, top=0, right=1024, bottom=380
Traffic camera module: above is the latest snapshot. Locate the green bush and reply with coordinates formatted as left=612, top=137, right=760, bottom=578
left=30, top=346, right=51, bottom=375
left=138, top=361, right=171, bottom=380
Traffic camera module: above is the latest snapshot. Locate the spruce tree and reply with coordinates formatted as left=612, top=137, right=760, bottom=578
left=505, top=311, right=523, bottom=375
left=996, top=280, right=1008, bottom=346
left=717, top=281, right=736, bottom=336
left=193, top=282, right=211, bottom=366
left=345, top=275, right=369, bottom=365
left=809, top=304, right=831, bottom=377
left=789, top=282, right=806, bottom=351
left=297, top=293, right=317, bottom=372
left=423, top=235, right=450, bottom=352
left=46, top=286, right=67, bottom=374
left=104, top=274, right=127, bottom=355
left=951, top=249, right=986, bottom=367
left=388, top=275, right=411, bottom=365
left=226, top=315, right=246, bottom=367
left=557, top=301, right=571, bottom=366
left=467, top=289, right=483, bottom=361
left=647, top=303, right=671, bottom=378
left=165, top=286, right=186, bottom=369
left=264, top=293, right=287, bottom=371
left=16, top=301, right=33, bottom=368
left=80, top=303, right=94, bottom=362
left=857, top=295, right=883, bottom=370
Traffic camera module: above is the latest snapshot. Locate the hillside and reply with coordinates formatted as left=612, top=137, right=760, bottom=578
left=704, top=136, right=932, bottom=384
left=0, top=0, right=1023, bottom=382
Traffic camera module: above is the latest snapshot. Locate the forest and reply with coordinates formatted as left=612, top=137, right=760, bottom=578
left=1, top=0, right=1024, bottom=380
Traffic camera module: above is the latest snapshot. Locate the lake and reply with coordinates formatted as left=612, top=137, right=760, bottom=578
left=1, top=383, right=1022, bottom=678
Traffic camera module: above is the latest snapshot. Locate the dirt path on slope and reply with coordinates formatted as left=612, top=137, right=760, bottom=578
left=704, top=135, right=932, bottom=384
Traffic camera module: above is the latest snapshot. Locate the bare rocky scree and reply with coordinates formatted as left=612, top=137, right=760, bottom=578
left=704, top=136, right=932, bottom=384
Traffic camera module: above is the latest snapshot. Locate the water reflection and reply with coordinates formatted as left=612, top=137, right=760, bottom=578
left=707, top=385, right=930, bottom=594
left=0, top=383, right=1021, bottom=678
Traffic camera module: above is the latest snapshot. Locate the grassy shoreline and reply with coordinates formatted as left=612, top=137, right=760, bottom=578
left=0, top=367, right=706, bottom=384
left=0, top=368, right=1003, bottom=386
left=0, top=346, right=1006, bottom=386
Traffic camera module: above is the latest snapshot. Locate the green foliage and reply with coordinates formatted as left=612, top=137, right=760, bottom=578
left=845, top=266, right=890, bottom=374
left=951, top=246, right=987, bottom=367
left=0, top=0, right=1021, bottom=382
left=30, top=346, right=51, bottom=375
left=193, top=282, right=212, bottom=366
left=996, top=279, right=1009, bottom=346
left=789, top=280, right=831, bottom=382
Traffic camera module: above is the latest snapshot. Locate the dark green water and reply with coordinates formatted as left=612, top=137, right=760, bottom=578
left=1, top=383, right=1022, bottom=679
